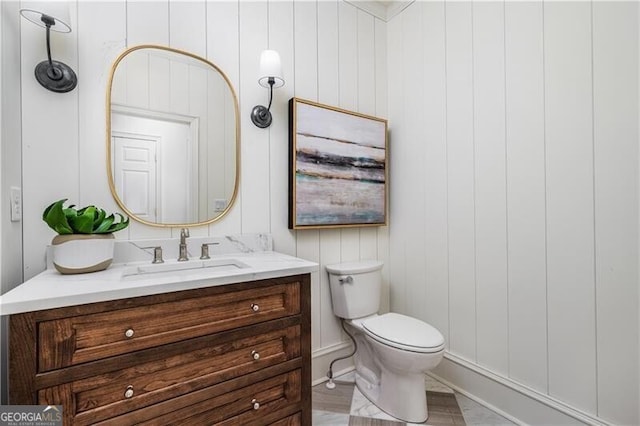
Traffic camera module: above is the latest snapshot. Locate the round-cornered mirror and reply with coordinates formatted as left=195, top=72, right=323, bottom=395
left=107, top=45, right=239, bottom=227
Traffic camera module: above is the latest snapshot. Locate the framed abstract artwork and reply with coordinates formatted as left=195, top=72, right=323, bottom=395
left=288, top=98, right=388, bottom=229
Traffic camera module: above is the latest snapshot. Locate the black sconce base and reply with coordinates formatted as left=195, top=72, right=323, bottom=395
left=251, top=105, right=272, bottom=128
left=35, top=60, right=77, bottom=93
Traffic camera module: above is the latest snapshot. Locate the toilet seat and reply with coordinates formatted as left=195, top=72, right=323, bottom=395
left=362, top=313, right=445, bottom=353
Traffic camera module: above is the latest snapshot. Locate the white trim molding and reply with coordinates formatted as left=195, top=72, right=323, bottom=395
left=312, top=341, right=355, bottom=384
left=432, top=353, right=611, bottom=426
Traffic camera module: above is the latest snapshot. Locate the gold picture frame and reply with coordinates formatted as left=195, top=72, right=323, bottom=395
left=289, top=98, right=388, bottom=230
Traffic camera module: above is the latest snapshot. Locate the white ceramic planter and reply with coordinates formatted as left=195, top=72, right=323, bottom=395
left=51, top=234, right=115, bottom=274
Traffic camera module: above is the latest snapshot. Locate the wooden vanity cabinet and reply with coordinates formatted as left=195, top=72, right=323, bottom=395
left=9, top=274, right=311, bottom=425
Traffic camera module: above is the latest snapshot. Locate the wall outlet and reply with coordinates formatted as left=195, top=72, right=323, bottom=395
left=213, top=199, right=227, bottom=212
left=10, top=186, right=21, bottom=222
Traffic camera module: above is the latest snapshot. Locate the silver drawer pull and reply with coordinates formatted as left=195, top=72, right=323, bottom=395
left=125, top=329, right=135, bottom=338
left=124, top=385, right=134, bottom=399
left=251, top=398, right=260, bottom=410
left=251, top=350, right=260, bottom=360
left=251, top=303, right=259, bottom=312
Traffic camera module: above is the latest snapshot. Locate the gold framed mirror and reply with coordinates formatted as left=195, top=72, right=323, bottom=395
left=107, top=45, right=240, bottom=227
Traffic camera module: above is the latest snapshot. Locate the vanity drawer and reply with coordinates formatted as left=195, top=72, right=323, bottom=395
left=95, top=368, right=302, bottom=426
left=37, top=282, right=300, bottom=371
left=38, top=326, right=301, bottom=426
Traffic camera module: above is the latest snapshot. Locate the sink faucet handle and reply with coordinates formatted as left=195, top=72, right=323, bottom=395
left=152, top=246, right=164, bottom=264
left=140, top=246, right=164, bottom=264
left=180, top=228, right=190, bottom=239
left=200, top=242, right=220, bottom=260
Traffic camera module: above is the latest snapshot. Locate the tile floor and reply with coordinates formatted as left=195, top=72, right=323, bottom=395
left=312, top=372, right=515, bottom=426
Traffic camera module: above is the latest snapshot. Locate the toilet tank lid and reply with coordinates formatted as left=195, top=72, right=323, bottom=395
left=325, top=260, right=384, bottom=275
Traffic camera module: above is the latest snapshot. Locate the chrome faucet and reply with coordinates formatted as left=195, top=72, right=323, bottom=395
left=178, top=228, right=190, bottom=261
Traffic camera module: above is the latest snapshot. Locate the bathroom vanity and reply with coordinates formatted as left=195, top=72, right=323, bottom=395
left=2, top=247, right=316, bottom=425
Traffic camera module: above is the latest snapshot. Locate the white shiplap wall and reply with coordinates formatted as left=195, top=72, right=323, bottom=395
left=17, top=0, right=388, bottom=382
left=388, top=1, right=638, bottom=425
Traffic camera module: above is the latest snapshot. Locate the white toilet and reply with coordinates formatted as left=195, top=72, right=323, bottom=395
left=326, top=260, right=445, bottom=423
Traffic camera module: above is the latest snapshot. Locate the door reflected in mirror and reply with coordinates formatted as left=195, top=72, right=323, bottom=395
left=107, top=45, right=239, bottom=226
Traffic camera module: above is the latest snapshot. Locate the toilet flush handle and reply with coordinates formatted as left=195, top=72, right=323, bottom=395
left=339, top=275, right=353, bottom=284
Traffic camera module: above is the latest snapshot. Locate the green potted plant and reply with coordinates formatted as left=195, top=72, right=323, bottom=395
left=43, top=199, right=129, bottom=274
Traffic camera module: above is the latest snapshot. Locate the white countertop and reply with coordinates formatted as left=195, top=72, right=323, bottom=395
left=0, top=251, right=318, bottom=315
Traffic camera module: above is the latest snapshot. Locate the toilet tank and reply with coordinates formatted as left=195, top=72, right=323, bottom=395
left=325, top=260, right=383, bottom=319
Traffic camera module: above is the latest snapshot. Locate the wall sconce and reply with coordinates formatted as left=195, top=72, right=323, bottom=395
left=20, top=2, right=77, bottom=93
left=251, top=50, right=284, bottom=128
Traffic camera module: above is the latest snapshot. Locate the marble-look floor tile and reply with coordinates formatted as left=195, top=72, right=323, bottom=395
left=316, top=371, right=515, bottom=426
left=455, top=393, right=515, bottom=426
left=349, top=415, right=405, bottom=425
left=425, top=375, right=454, bottom=394
left=350, top=386, right=400, bottom=422
left=313, top=409, right=351, bottom=425
left=313, top=381, right=356, bottom=414
left=424, top=411, right=466, bottom=426
left=337, top=370, right=357, bottom=383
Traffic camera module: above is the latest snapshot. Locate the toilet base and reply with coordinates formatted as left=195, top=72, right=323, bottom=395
left=354, top=369, right=428, bottom=424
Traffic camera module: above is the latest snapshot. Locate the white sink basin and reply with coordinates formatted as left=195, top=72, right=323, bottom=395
left=122, top=258, right=250, bottom=277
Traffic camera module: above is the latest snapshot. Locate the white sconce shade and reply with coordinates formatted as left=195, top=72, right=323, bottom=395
left=258, top=50, right=284, bottom=88
left=252, top=49, right=284, bottom=128
left=20, top=1, right=72, bottom=33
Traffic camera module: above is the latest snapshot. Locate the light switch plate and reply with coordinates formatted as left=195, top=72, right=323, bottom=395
left=10, top=186, right=21, bottom=222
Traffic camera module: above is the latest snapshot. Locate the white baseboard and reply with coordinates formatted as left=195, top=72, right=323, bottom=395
left=311, top=341, right=355, bottom=384
left=433, top=353, right=610, bottom=426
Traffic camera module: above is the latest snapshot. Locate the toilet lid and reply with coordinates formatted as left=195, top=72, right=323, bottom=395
left=362, top=313, right=445, bottom=353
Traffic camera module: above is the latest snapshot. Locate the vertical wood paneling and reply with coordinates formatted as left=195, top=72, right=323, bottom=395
left=239, top=1, right=269, bottom=234
left=77, top=0, right=126, bottom=244
left=338, top=2, right=360, bottom=263
left=22, top=0, right=80, bottom=279
left=374, top=18, right=390, bottom=313
left=592, top=3, right=639, bottom=424
left=293, top=0, right=321, bottom=351
left=16, top=0, right=388, bottom=384
left=268, top=0, right=296, bottom=256
left=356, top=10, right=378, bottom=263
left=504, top=2, right=548, bottom=393
left=169, top=1, right=206, bottom=56
left=317, top=0, right=339, bottom=107
left=293, top=1, right=318, bottom=101
left=445, top=1, right=476, bottom=361
left=387, top=2, right=637, bottom=422
left=298, top=235, right=321, bottom=351
left=125, top=0, right=171, bottom=240
left=1, top=0, right=25, bottom=295
left=338, top=2, right=358, bottom=111
left=168, top=1, right=208, bottom=237
left=148, top=56, right=170, bottom=112
left=169, top=61, right=189, bottom=114
left=357, top=11, right=375, bottom=117
left=387, top=10, right=406, bottom=314
left=320, top=230, right=343, bottom=347
left=126, top=1, right=169, bottom=47
left=544, top=2, right=596, bottom=412
left=472, top=1, right=508, bottom=375
left=317, top=0, right=343, bottom=348
left=206, top=0, right=241, bottom=236
left=422, top=0, right=449, bottom=346
left=401, top=5, right=426, bottom=321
